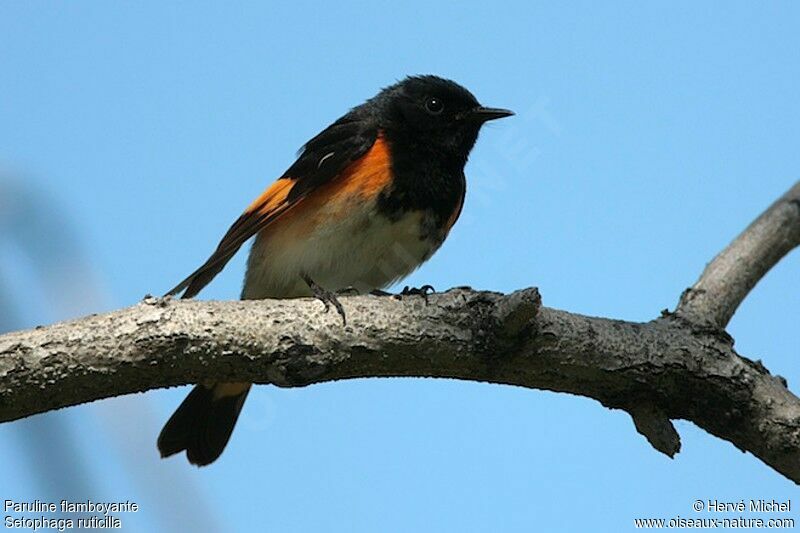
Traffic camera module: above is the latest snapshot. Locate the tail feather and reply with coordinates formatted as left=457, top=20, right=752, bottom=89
left=158, top=383, right=251, bottom=466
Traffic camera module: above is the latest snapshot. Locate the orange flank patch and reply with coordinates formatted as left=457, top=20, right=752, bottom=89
left=255, top=134, right=393, bottom=240
left=245, top=134, right=392, bottom=227
left=324, top=134, right=393, bottom=200
left=445, top=194, right=463, bottom=233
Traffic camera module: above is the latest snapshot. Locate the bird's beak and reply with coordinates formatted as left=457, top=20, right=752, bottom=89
left=470, top=106, right=515, bottom=122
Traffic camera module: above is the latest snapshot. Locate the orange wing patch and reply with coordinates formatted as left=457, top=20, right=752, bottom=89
left=244, top=177, right=293, bottom=216
left=166, top=134, right=391, bottom=299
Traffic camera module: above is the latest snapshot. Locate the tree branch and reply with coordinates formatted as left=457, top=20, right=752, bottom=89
left=0, top=182, right=798, bottom=483
left=676, top=181, right=800, bottom=328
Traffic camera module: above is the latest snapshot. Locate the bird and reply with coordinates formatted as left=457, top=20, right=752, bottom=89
left=157, top=75, right=513, bottom=466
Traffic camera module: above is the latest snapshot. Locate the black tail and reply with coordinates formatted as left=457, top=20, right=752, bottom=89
left=157, top=383, right=251, bottom=466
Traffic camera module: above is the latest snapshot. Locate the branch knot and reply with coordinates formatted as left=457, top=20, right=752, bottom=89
left=492, top=288, right=541, bottom=345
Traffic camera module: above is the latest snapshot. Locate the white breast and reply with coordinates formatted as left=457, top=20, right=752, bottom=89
left=240, top=198, right=441, bottom=300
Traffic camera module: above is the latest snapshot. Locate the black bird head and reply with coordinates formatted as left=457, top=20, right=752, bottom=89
left=366, top=75, right=513, bottom=165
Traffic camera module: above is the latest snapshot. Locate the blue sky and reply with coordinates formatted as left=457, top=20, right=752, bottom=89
left=1, top=2, right=798, bottom=531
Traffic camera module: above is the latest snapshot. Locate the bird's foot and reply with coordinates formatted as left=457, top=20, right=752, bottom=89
left=371, top=285, right=435, bottom=304
left=400, top=284, right=435, bottom=304
left=301, top=274, right=347, bottom=325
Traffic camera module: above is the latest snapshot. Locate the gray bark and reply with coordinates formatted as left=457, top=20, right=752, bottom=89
left=0, top=182, right=798, bottom=482
left=676, top=182, right=800, bottom=328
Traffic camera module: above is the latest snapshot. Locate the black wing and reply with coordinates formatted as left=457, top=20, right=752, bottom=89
left=167, top=112, right=378, bottom=299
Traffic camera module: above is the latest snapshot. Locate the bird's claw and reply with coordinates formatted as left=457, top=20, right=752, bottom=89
left=302, top=274, right=347, bottom=325
left=399, top=284, right=436, bottom=304
left=370, top=285, right=435, bottom=304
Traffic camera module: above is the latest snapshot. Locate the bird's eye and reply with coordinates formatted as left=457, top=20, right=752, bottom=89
left=425, top=97, right=444, bottom=115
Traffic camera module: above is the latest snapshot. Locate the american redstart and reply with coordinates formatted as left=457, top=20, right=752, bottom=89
left=157, top=75, right=513, bottom=465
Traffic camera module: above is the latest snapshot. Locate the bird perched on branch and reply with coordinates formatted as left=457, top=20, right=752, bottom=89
left=158, top=75, right=513, bottom=466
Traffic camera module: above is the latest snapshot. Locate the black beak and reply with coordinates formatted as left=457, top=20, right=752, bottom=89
left=470, top=106, right=514, bottom=122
